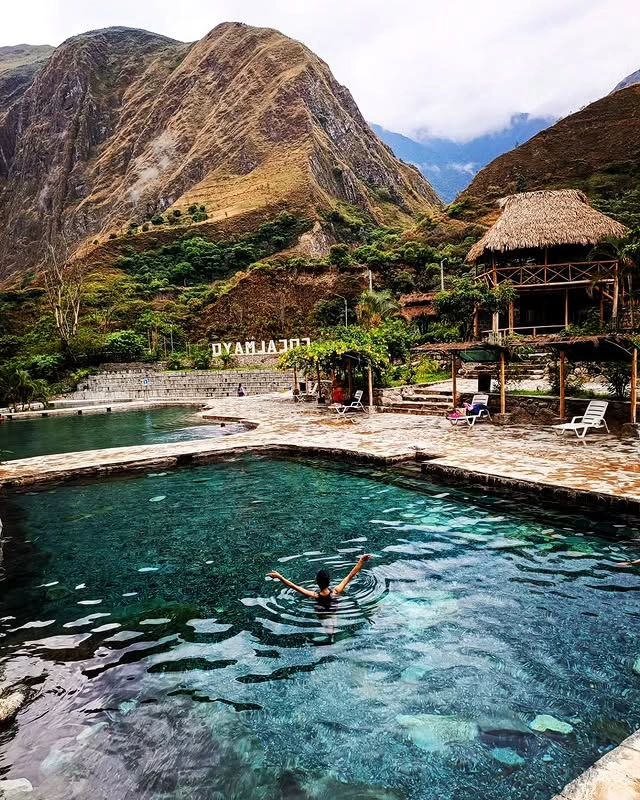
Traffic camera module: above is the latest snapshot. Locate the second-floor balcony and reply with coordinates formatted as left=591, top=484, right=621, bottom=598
left=476, top=260, right=619, bottom=290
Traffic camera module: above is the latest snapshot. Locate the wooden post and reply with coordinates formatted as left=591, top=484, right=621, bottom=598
left=367, top=363, right=374, bottom=413
left=564, top=288, right=569, bottom=328
left=499, top=351, right=506, bottom=414
left=473, top=306, right=479, bottom=339
left=348, top=360, right=353, bottom=398
left=316, top=362, right=322, bottom=402
left=559, top=350, right=566, bottom=419
left=631, top=347, right=638, bottom=425
left=492, top=311, right=500, bottom=338
left=293, top=365, right=298, bottom=394
left=451, top=354, right=458, bottom=408
left=599, top=291, right=605, bottom=324
left=612, top=262, right=620, bottom=324
left=508, top=301, right=515, bottom=333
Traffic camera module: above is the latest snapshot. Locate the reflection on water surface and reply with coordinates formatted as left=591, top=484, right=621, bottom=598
left=0, top=456, right=638, bottom=800
left=0, top=406, right=247, bottom=460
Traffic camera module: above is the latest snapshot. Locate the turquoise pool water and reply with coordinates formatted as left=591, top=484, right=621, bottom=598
left=0, top=456, right=638, bottom=799
left=0, top=407, right=248, bottom=460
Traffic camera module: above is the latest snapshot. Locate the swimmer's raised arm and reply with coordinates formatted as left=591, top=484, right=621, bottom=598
left=334, top=554, right=372, bottom=595
left=267, top=571, right=317, bottom=598
left=617, top=558, right=640, bottom=567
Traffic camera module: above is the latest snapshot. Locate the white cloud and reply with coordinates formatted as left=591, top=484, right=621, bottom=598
left=2, top=0, right=639, bottom=140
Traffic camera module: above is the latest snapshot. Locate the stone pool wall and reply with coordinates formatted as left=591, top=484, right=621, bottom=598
left=64, top=367, right=295, bottom=402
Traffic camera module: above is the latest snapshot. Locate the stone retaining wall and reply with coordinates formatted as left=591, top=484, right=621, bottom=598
left=462, top=392, right=634, bottom=430
left=65, top=368, right=294, bottom=402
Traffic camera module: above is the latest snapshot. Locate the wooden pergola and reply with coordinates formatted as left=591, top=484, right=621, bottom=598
left=415, top=341, right=511, bottom=414
left=544, top=335, right=640, bottom=424
left=416, top=334, right=640, bottom=423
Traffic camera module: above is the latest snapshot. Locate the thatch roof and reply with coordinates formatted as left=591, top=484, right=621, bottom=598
left=400, top=291, right=437, bottom=320
left=466, top=189, right=628, bottom=263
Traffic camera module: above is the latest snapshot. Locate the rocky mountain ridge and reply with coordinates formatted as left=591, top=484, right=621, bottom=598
left=0, top=43, right=54, bottom=107
left=613, top=68, right=640, bottom=93
left=0, top=23, right=440, bottom=282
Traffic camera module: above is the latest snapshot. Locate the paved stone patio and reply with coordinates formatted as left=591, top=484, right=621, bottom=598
left=1, top=393, right=639, bottom=512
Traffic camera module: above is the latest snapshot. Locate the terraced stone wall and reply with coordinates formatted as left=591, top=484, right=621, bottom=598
left=66, top=368, right=295, bottom=402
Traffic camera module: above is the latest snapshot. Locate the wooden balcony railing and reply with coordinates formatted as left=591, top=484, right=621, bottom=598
left=476, top=260, right=619, bottom=289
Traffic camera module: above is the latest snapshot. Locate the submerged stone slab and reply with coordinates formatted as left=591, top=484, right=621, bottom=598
left=529, top=714, right=574, bottom=735
left=396, top=713, right=478, bottom=752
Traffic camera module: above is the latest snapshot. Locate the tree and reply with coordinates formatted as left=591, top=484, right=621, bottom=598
left=588, top=236, right=637, bottom=324
left=104, top=330, right=146, bottom=361
left=356, top=290, right=400, bottom=330
left=0, top=367, right=49, bottom=411
left=328, top=244, right=351, bottom=267
left=41, top=239, right=86, bottom=353
left=433, top=277, right=514, bottom=341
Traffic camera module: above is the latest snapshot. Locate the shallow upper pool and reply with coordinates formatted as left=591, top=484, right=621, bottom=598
left=0, top=406, right=248, bottom=460
left=0, top=456, right=638, bottom=800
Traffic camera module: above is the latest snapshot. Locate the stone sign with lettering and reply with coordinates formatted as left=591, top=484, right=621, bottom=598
left=211, top=338, right=311, bottom=357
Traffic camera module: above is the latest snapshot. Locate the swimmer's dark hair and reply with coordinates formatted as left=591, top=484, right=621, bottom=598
left=316, top=570, right=331, bottom=590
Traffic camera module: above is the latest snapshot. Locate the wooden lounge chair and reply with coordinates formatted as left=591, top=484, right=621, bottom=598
left=447, top=394, right=491, bottom=427
left=553, top=400, right=609, bottom=441
left=335, top=390, right=365, bottom=416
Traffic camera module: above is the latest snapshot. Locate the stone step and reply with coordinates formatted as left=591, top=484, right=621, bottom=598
left=379, top=405, right=445, bottom=416
left=398, top=398, right=451, bottom=409
left=407, top=386, right=452, bottom=397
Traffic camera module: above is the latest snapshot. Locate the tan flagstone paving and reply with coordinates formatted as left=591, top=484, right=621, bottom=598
left=0, top=394, right=639, bottom=509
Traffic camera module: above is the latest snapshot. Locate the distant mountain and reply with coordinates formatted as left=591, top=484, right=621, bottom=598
left=464, top=84, right=640, bottom=209
left=613, top=69, right=640, bottom=93
left=372, top=114, right=553, bottom=202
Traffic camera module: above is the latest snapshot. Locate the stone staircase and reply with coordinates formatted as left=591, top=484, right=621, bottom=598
left=378, top=385, right=453, bottom=416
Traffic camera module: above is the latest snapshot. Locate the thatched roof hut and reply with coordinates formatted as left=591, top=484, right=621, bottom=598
left=466, top=189, right=628, bottom=263
left=399, top=291, right=437, bottom=320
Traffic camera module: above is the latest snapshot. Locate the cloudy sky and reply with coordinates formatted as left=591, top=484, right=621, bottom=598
left=2, top=0, right=639, bottom=141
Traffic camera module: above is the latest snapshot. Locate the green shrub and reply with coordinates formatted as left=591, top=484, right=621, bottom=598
left=104, top=329, right=146, bottom=361
left=166, top=352, right=186, bottom=370
left=141, top=223, right=150, bottom=232
left=191, top=211, right=208, bottom=223
left=190, top=345, right=211, bottom=370
left=328, top=243, right=351, bottom=267
left=151, top=215, right=165, bottom=226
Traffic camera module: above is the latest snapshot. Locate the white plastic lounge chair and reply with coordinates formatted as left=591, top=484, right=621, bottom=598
left=553, top=400, right=609, bottom=441
left=299, top=382, right=318, bottom=401
left=335, top=390, right=365, bottom=416
left=447, top=393, right=491, bottom=427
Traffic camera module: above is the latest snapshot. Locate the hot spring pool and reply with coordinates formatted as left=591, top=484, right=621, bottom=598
left=0, top=406, right=248, bottom=460
left=0, top=456, right=638, bottom=799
